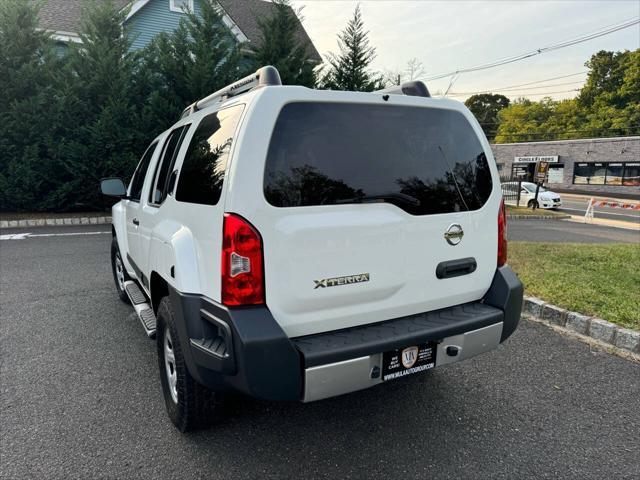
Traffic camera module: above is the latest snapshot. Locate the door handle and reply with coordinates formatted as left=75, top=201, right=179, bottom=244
left=132, top=218, right=139, bottom=226
left=436, top=257, right=477, bottom=279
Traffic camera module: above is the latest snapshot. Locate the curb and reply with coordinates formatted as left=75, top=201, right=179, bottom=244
left=0, top=217, right=112, bottom=229
left=522, top=295, right=640, bottom=356
left=507, top=214, right=571, bottom=220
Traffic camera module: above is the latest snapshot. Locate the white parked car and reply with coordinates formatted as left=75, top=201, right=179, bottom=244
left=502, top=181, right=562, bottom=209
left=101, top=66, right=523, bottom=432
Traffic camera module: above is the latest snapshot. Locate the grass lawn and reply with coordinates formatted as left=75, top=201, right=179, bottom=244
left=509, top=242, right=640, bottom=330
left=506, top=205, right=568, bottom=218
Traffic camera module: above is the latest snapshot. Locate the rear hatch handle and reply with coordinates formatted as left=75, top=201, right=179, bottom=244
left=436, top=257, right=477, bottom=279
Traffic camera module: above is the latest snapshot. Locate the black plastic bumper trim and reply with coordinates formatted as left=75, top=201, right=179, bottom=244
left=483, top=265, right=523, bottom=342
left=167, top=286, right=302, bottom=401
left=293, top=302, right=503, bottom=368
left=166, top=265, right=522, bottom=401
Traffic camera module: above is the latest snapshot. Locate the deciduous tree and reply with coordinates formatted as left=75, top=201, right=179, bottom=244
left=464, top=93, right=510, bottom=141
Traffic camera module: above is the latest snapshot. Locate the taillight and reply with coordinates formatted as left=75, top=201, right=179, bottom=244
left=221, top=213, right=264, bottom=306
left=498, top=198, right=507, bottom=267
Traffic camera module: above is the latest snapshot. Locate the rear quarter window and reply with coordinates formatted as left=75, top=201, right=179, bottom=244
left=176, top=105, right=244, bottom=206
left=264, top=102, right=493, bottom=215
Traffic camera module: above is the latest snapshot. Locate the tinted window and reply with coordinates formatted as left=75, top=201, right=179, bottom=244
left=623, top=163, right=640, bottom=186
left=129, top=141, right=158, bottom=201
left=150, top=125, right=189, bottom=204
left=176, top=105, right=244, bottom=206
left=264, top=103, right=492, bottom=215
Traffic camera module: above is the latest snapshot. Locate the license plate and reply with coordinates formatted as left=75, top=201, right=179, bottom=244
left=382, top=342, right=437, bottom=381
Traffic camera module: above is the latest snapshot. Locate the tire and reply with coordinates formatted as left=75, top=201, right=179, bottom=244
left=111, top=237, right=131, bottom=304
left=527, top=200, right=539, bottom=209
left=156, top=296, right=224, bottom=432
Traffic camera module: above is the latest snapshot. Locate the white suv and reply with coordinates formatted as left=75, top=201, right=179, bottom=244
left=101, top=67, right=523, bottom=432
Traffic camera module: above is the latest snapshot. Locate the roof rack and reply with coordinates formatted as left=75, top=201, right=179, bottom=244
left=180, top=66, right=282, bottom=119
left=375, top=80, right=430, bottom=98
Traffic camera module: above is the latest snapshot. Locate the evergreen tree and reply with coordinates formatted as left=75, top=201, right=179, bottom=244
left=250, top=0, right=316, bottom=87
left=319, top=5, right=383, bottom=92
left=0, top=0, right=60, bottom=211
left=139, top=0, right=248, bottom=130
left=55, top=0, right=142, bottom=211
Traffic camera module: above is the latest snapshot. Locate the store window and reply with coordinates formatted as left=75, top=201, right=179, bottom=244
left=573, top=163, right=592, bottom=184
left=573, top=162, right=640, bottom=186
left=589, top=163, right=606, bottom=185
left=605, top=163, right=624, bottom=185
left=623, top=163, right=640, bottom=186
left=547, top=164, right=564, bottom=183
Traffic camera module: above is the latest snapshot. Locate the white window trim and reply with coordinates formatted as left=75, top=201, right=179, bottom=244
left=169, top=0, right=194, bottom=13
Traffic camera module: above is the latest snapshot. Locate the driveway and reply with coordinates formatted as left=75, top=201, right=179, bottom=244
left=1, top=226, right=639, bottom=479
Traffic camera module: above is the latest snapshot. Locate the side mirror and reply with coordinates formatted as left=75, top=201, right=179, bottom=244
left=101, top=177, right=127, bottom=198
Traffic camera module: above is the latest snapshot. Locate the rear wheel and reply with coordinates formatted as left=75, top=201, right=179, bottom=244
left=156, top=296, right=224, bottom=432
left=111, top=237, right=130, bottom=304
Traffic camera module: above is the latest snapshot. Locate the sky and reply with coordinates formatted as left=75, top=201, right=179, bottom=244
left=290, top=0, right=640, bottom=101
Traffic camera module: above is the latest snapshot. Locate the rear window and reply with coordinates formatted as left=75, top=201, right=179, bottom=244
left=264, top=102, right=493, bottom=215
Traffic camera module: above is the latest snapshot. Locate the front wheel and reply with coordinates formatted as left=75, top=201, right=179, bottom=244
left=111, top=237, right=130, bottom=304
left=527, top=200, right=539, bottom=209
left=156, top=296, right=225, bottom=432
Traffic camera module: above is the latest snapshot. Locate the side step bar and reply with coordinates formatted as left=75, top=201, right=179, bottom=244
left=124, top=280, right=157, bottom=338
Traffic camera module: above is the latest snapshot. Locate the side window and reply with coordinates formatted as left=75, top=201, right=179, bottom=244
left=129, top=141, right=159, bottom=201
left=149, top=125, right=190, bottom=205
left=176, top=105, right=244, bottom=206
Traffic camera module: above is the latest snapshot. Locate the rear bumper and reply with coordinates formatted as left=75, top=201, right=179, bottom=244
left=169, top=266, right=523, bottom=402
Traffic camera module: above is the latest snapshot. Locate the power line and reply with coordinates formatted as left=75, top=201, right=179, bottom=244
left=422, top=17, right=639, bottom=82
left=484, top=71, right=588, bottom=90
left=450, top=88, right=581, bottom=98
left=451, top=81, right=585, bottom=96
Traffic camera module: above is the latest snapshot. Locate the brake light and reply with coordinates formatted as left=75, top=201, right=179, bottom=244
left=221, top=213, right=264, bottom=306
left=498, top=198, right=507, bottom=267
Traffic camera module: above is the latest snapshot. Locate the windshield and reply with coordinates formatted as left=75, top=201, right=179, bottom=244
left=524, top=184, right=547, bottom=193
left=263, top=102, right=493, bottom=215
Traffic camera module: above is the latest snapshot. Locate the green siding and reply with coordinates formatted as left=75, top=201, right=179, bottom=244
left=125, top=0, right=204, bottom=51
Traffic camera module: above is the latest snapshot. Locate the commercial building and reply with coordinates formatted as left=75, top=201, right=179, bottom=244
left=491, top=136, right=640, bottom=199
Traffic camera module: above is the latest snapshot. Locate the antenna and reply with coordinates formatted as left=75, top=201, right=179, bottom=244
left=376, top=80, right=430, bottom=98
left=180, top=66, right=282, bottom=119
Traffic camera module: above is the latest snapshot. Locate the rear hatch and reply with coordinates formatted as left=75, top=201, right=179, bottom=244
left=230, top=93, right=501, bottom=337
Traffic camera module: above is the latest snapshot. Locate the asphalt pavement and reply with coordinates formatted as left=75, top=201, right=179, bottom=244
left=1, top=226, right=639, bottom=479
left=557, top=197, right=640, bottom=223
left=508, top=218, right=639, bottom=243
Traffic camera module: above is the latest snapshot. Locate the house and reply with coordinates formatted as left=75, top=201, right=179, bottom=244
left=38, top=0, right=321, bottom=60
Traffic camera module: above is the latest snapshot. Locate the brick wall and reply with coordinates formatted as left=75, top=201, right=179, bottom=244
left=491, top=136, right=640, bottom=198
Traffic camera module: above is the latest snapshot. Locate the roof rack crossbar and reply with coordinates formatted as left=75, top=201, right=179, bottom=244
left=180, top=65, right=281, bottom=119
left=376, top=80, right=430, bottom=98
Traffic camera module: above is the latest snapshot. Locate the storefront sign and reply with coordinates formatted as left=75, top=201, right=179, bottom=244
left=535, top=161, right=550, bottom=183
left=514, top=155, right=559, bottom=163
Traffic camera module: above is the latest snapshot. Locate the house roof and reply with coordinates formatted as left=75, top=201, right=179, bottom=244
left=39, top=0, right=130, bottom=34
left=38, top=0, right=321, bottom=62
left=217, top=0, right=321, bottom=62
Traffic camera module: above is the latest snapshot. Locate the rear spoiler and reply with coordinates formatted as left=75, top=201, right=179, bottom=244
left=375, top=81, right=430, bottom=98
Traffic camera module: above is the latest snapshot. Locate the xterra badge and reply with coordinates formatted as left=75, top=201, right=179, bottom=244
left=314, top=273, right=370, bottom=289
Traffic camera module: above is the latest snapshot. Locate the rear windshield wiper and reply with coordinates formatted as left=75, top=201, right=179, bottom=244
left=335, top=192, right=421, bottom=207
